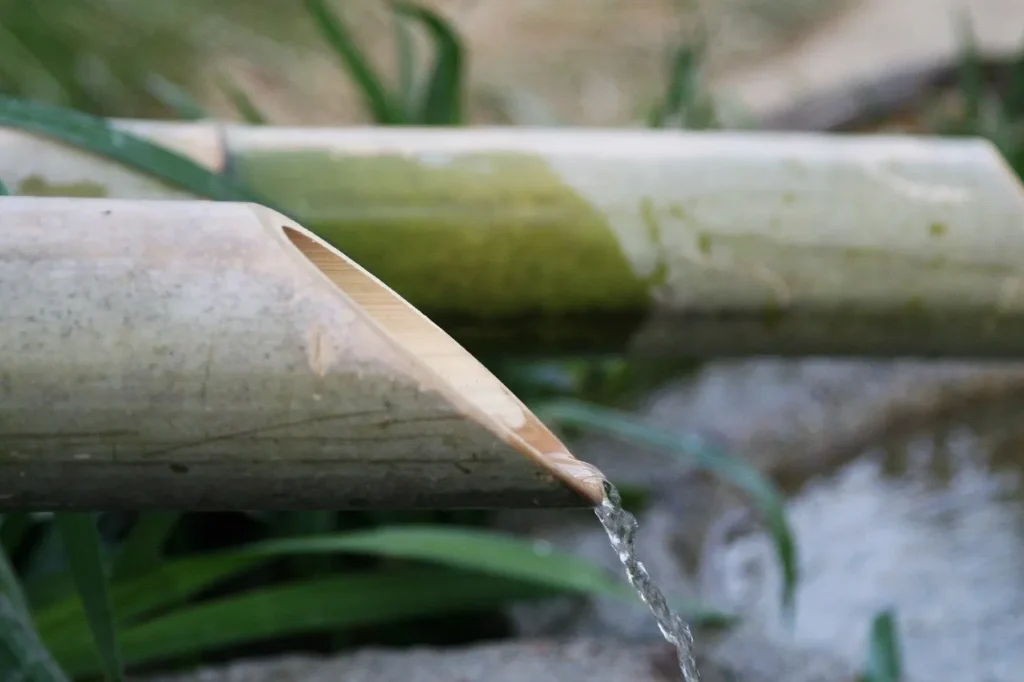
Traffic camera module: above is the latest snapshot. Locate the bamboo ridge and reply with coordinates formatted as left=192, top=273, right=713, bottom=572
left=4, top=122, right=1024, bottom=356
left=0, top=196, right=605, bottom=510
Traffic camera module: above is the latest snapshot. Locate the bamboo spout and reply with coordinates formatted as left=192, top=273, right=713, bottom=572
left=0, top=197, right=605, bottom=510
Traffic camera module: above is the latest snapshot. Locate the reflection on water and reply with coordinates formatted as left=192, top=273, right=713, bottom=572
left=704, top=400, right=1024, bottom=682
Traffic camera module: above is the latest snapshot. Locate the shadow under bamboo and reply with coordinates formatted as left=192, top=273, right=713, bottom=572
left=5, top=122, right=1024, bottom=356
left=0, top=196, right=605, bottom=511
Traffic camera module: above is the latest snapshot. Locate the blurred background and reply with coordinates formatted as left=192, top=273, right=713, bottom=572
left=4, top=2, right=1024, bottom=682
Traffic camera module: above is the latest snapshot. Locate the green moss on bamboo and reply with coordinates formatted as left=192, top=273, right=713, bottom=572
left=17, top=175, right=108, bottom=197
left=235, top=151, right=656, bottom=318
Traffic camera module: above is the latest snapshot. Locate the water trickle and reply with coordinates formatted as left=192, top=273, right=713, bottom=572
left=595, top=480, right=701, bottom=682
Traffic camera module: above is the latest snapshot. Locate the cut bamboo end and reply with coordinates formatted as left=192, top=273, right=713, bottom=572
left=0, top=196, right=605, bottom=510
left=278, top=223, right=606, bottom=506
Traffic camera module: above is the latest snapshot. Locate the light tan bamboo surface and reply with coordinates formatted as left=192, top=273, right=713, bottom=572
left=5, top=122, right=1024, bottom=356
left=0, top=196, right=605, bottom=510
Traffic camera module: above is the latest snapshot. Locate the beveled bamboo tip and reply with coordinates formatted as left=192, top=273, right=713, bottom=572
left=261, top=206, right=608, bottom=506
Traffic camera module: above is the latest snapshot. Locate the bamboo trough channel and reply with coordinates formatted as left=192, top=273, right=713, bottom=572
left=0, top=197, right=605, bottom=510
left=5, top=122, right=1024, bottom=357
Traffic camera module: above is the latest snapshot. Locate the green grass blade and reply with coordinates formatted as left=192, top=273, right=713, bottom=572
left=36, top=553, right=261, bottom=647
left=271, top=511, right=336, bottom=577
left=111, top=513, right=181, bottom=583
left=305, top=0, right=401, bottom=124
left=395, top=2, right=464, bottom=124
left=216, top=75, right=269, bottom=125
left=144, top=74, right=210, bottom=121
left=251, top=525, right=635, bottom=599
left=54, top=569, right=571, bottom=677
left=0, top=21, right=69, bottom=106
left=246, top=525, right=733, bottom=625
left=536, top=398, right=799, bottom=615
left=862, top=609, right=902, bottom=682
left=0, top=95, right=267, bottom=204
left=53, top=514, right=123, bottom=682
left=39, top=524, right=733, bottom=658
left=391, top=6, right=419, bottom=115
left=954, top=11, right=983, bottom=131
left=1, top=593, right=71, bottom=682
left=0, top=540, right=31, bottom=623
left=649, top=44, right=699, bottom=128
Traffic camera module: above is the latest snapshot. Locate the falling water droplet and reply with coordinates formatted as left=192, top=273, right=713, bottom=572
left=595, top=480, right=700, bottom=682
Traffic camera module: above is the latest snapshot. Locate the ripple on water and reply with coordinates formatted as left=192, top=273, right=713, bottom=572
left=704, top=401, right=1024, bottom=682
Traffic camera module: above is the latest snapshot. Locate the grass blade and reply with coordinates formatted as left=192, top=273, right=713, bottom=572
left=241, top=525, right=731, bottom=625
left=391, top=6, right=419, bottom=115
left=305, top=0, right=401, bottom=123
left=144, top=74, right=209, bottom=121
left=53, top=569, right=554, bottom=677
left=1, top=593, right=71, bottom=682
left=0, top=539, right=31, bottom=623
left=649, top=44, right=699, bottom=128
left=862, top=609, right=902, bottom=682
left=251, top=525, right=644, bottom=600
left=38, top=525, right=733, bottom=658
left=36, top=553, right=262, bottom=648
left=0, top=95, right=267, bottom=204
left=216, top=75, right=268, bottom=125
left=954, top=11, right=983, bottom=131
left=111, top=513, right=181, bottom=582
left=536, top=398, right=799, bottom=615
left=53, top=514, right=123, bottom=682
left=395, top=2, right=464, bottom=124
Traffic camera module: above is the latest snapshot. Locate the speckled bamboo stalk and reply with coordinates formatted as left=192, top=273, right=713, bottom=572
left=0, top=196, right=605, bottom=511
left=4, top=122, right=1024, bottom=356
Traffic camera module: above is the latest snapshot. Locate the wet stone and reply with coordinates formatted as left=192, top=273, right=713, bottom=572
left=144, top=635, right=857, bottom=682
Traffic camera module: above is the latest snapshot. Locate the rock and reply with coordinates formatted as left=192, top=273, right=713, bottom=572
left=143, top=634, right=857, bottom=682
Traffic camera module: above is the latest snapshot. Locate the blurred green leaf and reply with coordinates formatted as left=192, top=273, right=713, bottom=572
left=54, top=569, right=555, bottom=677
left=0, top=95, right=268, bottom=204
left=536, top=398, right=798, bottom=615
left=0, top=178, right=8, bottom=197
left=54, top=514, right=123, bottom=682
left=272, top=511, right=337, bottom=577
left=0, top=534, right=31, bottom=622
left=1, top=593, right=71, bottom=682
left=0, top=20, right=69, bottom=105
left=144, top=74, right=209, bottom=120
left=251, top=526, right=643, bottom=600
left=40, top=525, right=733, bottom=668
left=111, top=513, right=181, bottom=583
left=216, top=75, right=268, bottom=125
left=648, top=41, right=717, bottom=130
left=395, top=2, right=464, bottom=124
left=392, top=7, right=419, bottom=113
left=37, top=553, right=261, bottom=646
left=861, top=609, right=902, bottom=682
left=306, top=0, right=400, bottom=123
left=955, top=11, right=983, bottom=130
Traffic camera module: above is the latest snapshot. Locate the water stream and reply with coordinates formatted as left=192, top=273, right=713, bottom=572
left=595, top=481, right=701, bottom=682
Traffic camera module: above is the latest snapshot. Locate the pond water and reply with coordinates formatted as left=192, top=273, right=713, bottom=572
left=704, top=396, right=1024, bottom=682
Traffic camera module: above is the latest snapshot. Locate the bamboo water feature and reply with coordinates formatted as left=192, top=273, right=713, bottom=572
left=6, top=124, right=1024, bottom=682
left=0, top=196, right=605, bottom=511
left=0, top=193, right=700, bottom=678
left=4, top=122, right=1024, bottom=357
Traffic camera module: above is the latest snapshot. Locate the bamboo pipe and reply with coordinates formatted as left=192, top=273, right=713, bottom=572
left=5, top=122, right=1024, bottom=357
left=0, top=196, right=605, bottom=510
